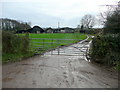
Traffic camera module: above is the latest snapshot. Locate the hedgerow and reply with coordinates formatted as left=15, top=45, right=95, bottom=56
left=2, top=31, right=33, bottom=63
left=90, top=34, right=120, bottom=69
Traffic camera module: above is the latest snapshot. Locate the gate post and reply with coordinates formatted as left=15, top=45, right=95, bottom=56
left=57, top=40, right=60, bottom=55
left=51, top=39, right=53, bottom=55
left=43, top=39, right=44, bottom=48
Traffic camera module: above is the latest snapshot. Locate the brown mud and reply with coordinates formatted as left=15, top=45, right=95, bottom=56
left=2, top=39, right=118, bottom=88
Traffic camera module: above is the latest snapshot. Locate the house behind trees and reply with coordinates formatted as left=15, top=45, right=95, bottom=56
left=45, top=27, right=54, bottom=33
left=45, top=27, right=75, bottom=33
left=16, top=26, right=45, bottom=34
left=53, top=27, right=75, bottom=33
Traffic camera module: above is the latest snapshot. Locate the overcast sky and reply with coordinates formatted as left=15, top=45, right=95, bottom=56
left=1, top=0, right=119, bottom=28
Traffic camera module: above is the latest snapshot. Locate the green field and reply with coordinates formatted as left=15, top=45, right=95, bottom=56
left=3, top=33, right=86, bottom=63
left=27, top=33, right=87, bottom=54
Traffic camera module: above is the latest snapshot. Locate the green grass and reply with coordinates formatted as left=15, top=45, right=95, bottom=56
left=29, top=33, right=86, bottom=39
left=2, top=52, right=33, bottom=63
left=26, top=33, right=87, bottom=54
left=3, top=33, right=86, bottom=63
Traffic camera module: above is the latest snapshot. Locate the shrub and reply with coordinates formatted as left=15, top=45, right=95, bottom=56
left=91, top=34, right=120, bottom=68
left=2, top=31, right=30, bottom=54
left=2, top=31, right=32, bottom=63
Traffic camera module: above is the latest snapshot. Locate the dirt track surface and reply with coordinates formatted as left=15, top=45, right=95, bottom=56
left=2, top=39, right=118, bottom=88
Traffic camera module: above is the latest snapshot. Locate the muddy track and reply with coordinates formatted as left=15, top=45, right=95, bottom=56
left=2, top=38, right=118, bottom=88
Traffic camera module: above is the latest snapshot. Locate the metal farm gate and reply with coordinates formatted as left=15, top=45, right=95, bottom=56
left=30, top=38, right=91, bottom=58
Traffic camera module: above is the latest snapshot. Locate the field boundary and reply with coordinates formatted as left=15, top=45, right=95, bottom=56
left=30, top=36, right=89, bottom=55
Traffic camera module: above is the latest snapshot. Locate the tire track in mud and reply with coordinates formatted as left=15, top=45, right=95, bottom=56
left=2, top=37, right=118, bottom=88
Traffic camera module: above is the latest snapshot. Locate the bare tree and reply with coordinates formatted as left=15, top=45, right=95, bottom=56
left=98, top=1, right=119, bottom=25
left=104, top=2, right=120, bottom=34
left=81, top=14, right=96, bottom=29
left=99, top=7, right=114, bottom=25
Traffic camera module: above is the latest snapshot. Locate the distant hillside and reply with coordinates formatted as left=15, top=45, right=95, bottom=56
left=0, top=18, right=31, bottom=32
